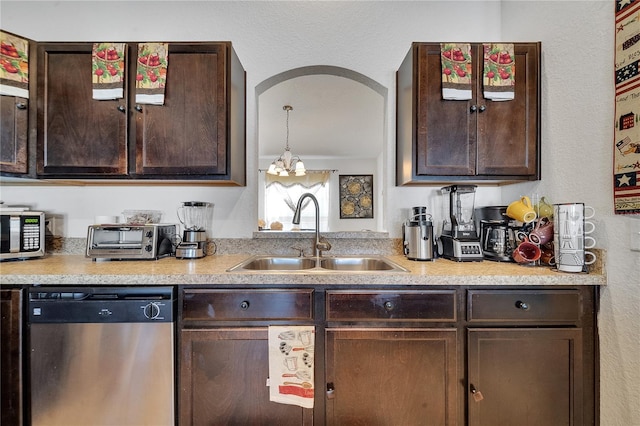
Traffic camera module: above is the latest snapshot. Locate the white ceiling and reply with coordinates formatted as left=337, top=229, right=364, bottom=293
left=258, top=74, right=385, bottom=161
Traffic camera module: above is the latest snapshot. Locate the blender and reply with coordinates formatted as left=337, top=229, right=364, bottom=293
left=439, top=185, right=483, bottom=262
left=175, top=201, right=213, bottom=259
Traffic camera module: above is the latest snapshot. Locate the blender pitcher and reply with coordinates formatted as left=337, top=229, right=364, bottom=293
left=177, top=201, right=213, bottom=231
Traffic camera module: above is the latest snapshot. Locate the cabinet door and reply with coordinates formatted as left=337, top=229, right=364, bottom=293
left=414, top=42, right=477, bottom=177
left=181, top=328, right=311, bottom=426
left=476, top=43, right=540, bottom=177
left=36, top=43, right=128, bottom=176
left=1, top=289, right=23, bottom=426
left=325, top=328, right=458, bottom=425
left=0, top=96, right=28, bottom=174
left=467, top=328, right=583, bottom=426
left=134, top=43, right=230, bottom=178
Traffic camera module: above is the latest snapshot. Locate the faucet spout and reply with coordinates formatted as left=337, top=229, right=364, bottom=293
left=293, top=193, right=330, bottom=257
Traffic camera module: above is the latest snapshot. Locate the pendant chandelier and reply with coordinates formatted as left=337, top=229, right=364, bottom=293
left=267, top=105, right=306, bottom=177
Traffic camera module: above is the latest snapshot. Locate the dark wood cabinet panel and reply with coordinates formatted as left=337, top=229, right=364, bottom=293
left=34, top=42, right=245, bottom=183
left=36, top=43, right=128, bottom=176
left=467, top=289, right=582, bottom=323
left=397, top=42, right=541, bottom=184
left=182, top=289, right=314, bottom=322
left=181, top=328, right=312, bottom=426
left=1, top=289, right=23, bottom=426
left=325, top=328, right=458, bottom=425
left=0, top=96, right=28, bottom=174
left=326, top=290, right=456, bottom=322
left=467, top=328, right=583, bottom=426
left=133, top=43, right=245, bottom=183
left=476, top=43, right=540, bottom=177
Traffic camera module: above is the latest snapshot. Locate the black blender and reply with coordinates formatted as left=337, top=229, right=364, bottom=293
left=439, top=185, right=483, bottom=261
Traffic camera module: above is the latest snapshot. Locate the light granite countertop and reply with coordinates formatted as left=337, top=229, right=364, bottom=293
left=0, top=253, right=606, bottom=286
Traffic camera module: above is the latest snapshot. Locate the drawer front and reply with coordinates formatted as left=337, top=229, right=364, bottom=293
left=467, top=290, right=582, bottom=323
left=182, top=289, right=313, bottom=321
left=326, top=290, right=456, bottom=322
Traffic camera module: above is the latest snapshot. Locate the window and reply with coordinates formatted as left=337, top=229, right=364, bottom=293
left=264, top=171, right=330, bottom=231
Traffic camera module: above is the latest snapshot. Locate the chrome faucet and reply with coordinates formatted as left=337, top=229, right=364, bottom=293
left=292, top=193, right=331, bottom=257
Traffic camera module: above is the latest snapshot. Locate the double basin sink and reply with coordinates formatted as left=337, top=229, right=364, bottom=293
left=227, top=255, right=409, bottom=273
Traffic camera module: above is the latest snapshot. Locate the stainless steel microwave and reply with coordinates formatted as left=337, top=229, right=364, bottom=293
left=0, top=210, right=46, bottom=261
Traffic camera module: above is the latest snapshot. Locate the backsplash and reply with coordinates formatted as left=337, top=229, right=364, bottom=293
left=46, top=234, right=404, bottom=257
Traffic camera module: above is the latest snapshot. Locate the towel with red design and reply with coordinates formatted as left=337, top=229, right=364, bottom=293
left=483, top=43, right=515, bottom=101
left=268, top=325, right=315, bottom=409
left=441, top=43, right=472, bottom=100
left=92, top=43, right=125, bottom=100
left=135, top=43, right=168, bottom=105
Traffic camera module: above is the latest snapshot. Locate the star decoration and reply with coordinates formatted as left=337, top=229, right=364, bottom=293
left=618, top=0, right=633, bottom=10
left=618, top=174, right=632, bottom=186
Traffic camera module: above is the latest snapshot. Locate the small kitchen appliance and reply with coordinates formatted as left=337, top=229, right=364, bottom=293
left=175, top=201, right=213, bottom=259
left=403, top=206, right=436, bottom=261
left=475, top=206, right=517, bottom=262
left=1, top=208, right=46, bottom=261
left=86, top=224, right=176, bottom=260
left=439, top=185, right=483, bottom=261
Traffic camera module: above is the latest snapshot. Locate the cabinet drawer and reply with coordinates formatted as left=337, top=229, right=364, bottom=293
left=467, top=290, right=582, bottom=323
left=326, top=290, right=456, bottom=322
left=182, top=289, right=313, bottom=322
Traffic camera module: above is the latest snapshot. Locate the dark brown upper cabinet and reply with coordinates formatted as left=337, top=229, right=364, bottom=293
left=35, top=42, right=245, bottom=184
left=396, top=42, right=541, bottom=185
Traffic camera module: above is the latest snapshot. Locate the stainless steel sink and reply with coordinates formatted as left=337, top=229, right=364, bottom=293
left=228, top=256, right=317, bottom=271
left=227, top=255, right=408, bottom=273
left=319, top=256, right=401, bottom=271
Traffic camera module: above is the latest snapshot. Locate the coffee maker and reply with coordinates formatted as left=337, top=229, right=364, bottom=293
left=475, top=206, right=517, bottom=262
left=439, top=185, right=483, bottom=261
left=403, top=207, right=436, bottom=261
left=175, top=201, right=213, bottom=259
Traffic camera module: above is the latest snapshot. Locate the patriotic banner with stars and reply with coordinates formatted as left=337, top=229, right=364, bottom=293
left=614, top=0, right=640, bottom=214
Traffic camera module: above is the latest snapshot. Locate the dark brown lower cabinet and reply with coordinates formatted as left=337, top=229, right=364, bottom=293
left=181, top=328, right=310, bottom=426
left=179, top=286, right=597, bottom=426
left=179, top=288, right=315, bottom=425
left=467, top=328, right=583, bottom=426
left=1, top=289, right=23, bottom=426
left=325, top=328, right=457, bottom=425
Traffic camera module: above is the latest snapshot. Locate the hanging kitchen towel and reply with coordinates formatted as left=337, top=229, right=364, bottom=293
left=268, top=325, right=315, bottom=409
left=441, top=43, right=472, bottom=100
left=0, top=31, right=29, bottom=98
left=92, top=43, right=125, bottom=100
left=483, top=43, right=515, bottom=101
left=135, top=42, right=168, bottom=105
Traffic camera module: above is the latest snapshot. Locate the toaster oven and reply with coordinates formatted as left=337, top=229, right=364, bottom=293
left=86, top=224, right=177, bottom=260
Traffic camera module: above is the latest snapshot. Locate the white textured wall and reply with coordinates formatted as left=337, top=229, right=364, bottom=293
left=1, top=2, right=639, bottom=424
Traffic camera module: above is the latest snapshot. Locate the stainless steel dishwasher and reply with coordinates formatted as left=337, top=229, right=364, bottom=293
left=28, top=286, right=175, bottom=426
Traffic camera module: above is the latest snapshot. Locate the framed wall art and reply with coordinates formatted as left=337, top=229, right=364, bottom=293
left=339, top=174, right=373, bottom=219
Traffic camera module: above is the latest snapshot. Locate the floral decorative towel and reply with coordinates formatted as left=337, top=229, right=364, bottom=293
left=135, top=43, right=168, bottom=105
left=92, top=43, right=125, bottom=100
left=0, top=31, right=29, bottom=98
left=268, top=325, right=315, bottom=409
left=441, top=43, right=472, bottom=100
left=483, top=43, right=515, bottom=101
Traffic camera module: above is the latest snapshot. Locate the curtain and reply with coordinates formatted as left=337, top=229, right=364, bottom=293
left=265, top=171, right=331, bottom=214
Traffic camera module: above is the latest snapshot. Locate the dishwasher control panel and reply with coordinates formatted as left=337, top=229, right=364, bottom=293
left=28, top=287, right=174, bottom=323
